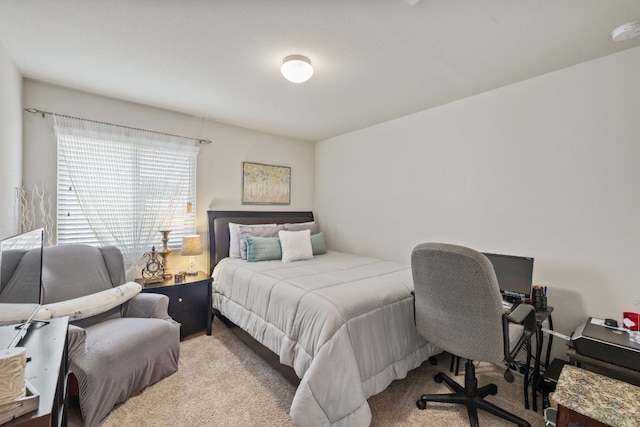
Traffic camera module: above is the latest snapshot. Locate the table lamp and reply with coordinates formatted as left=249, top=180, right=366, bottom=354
left=181, top=235, right=203, bottom=276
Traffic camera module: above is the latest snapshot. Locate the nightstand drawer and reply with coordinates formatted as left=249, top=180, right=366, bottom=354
left=160, top=284, right=207, bottom=312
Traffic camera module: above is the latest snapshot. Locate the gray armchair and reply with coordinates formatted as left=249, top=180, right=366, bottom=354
left=411, top=243, right=536, bottom=427
left=41, top=244, right=180, bottom=427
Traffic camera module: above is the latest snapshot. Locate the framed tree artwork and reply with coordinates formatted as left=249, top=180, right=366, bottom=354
left=242, top=162, right=291, bottom=205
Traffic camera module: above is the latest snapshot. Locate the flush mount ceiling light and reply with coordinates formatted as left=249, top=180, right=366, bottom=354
left=611, top=20, right=640, bottom=41
left=281, top=54, right=314, bottom=83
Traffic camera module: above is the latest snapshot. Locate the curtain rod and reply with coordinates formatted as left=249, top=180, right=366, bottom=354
left=23, top=108, right=212, bottom=144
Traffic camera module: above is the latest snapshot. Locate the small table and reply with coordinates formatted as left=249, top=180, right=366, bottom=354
left=139, top=271, right=212, bottom=339
left=554, top=364, right=640, bottom=427
left=567, top=346, right=640, bottom=387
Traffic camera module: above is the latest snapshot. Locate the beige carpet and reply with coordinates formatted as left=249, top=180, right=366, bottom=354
left=68, top=321, right=545, bottom=426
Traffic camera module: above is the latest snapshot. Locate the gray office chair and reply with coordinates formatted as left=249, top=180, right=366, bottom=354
left=412, top=243, right=536, bottom=427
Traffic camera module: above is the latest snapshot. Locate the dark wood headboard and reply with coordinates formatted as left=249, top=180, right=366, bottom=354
left=207, top=210, right=314, bottom=272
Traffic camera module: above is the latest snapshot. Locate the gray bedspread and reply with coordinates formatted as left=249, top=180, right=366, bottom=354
left=212, top=251, right=440, bottom=426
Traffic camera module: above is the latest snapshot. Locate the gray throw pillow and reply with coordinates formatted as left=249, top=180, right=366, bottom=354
left=284, top=221, right=319, bottom=235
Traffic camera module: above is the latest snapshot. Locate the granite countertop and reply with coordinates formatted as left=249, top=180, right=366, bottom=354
left=554, top=364, right=640, bottom=427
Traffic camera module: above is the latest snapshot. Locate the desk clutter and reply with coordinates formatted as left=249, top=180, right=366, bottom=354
left=623, top=311, right=639, bottom=332
left=0, top=347, right=39, bottom=425
left=570, top=317, right=640, bottom=372
left=0, top=347, right=25, bottom=406
left=531, top=285, right=548, bottom=310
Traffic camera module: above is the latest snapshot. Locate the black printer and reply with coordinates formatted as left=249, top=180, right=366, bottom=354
left=571, top=317, right=640, bottom=372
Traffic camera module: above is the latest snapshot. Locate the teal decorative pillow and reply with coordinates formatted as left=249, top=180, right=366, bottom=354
left=246, top=236, right=282, bottom=262
left=238, top=224, right=283, bottom=260
left=311, top=232, right=326, bottom=255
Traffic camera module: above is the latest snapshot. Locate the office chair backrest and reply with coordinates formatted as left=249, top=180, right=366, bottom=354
left=412, top=242, right=505, bottom=363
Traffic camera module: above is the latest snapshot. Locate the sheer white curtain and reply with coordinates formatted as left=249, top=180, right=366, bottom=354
left=54, top=115, right=199, bottom=279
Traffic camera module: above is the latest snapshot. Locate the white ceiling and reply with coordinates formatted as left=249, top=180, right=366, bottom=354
left=1, top=1, right=639, bottom=142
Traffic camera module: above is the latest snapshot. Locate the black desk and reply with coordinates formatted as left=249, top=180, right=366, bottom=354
left=449, top=305, right=554, bottom=412
left=529, top=306, right=554, bottom=412
left=4, top=317, right=69, bottom=427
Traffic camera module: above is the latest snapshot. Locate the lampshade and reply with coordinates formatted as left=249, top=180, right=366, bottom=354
left=181, top=235, right=203, bottom=256
left=281, top=54, right=314, bottom=83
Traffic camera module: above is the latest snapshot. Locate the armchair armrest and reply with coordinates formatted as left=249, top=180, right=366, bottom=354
left=67, top=324, right=87, bottom=360
left=35, top=282, right=141, bottom=321
left=122, top=292, right=173, bottom=321
left=502, top=303, right=536, bottom=363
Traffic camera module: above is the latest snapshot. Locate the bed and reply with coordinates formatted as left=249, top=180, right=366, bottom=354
left=207, top=210, right=440, bottom=426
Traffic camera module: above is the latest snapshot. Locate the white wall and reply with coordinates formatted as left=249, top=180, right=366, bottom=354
left=0, top=41, right=22, bottom=239
left=23, top=80, right=315, bottom=272
left=316, top=46, right=640, bottom=361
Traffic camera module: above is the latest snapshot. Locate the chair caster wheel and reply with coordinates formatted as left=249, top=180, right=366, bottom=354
left=434, top=373, right=443, bottom=383
left=504, top=369, right=514, bottom=383
left=416, top=399, right=427, bottom=410
left=488, top=384, right=498, bottom=395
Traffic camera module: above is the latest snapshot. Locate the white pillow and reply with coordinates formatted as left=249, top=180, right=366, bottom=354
left=279, top=230, right=313, bottom=263
left=228, top=222, right=276, bottom=259
left=228, top=223, right=242, bottom=258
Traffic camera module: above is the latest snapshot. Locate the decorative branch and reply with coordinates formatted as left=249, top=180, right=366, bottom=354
left=34, top=185, right=54, bottom=246
left=15, top=184, right=54, bottom=246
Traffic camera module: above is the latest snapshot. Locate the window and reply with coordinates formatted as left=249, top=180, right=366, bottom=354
left=54, top=114, right=199, bottom=276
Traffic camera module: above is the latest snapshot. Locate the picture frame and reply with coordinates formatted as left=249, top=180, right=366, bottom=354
left=242, top=162, right=291, bottom=205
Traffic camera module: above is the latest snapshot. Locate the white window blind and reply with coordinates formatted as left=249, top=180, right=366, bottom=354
left=54, top=114, right=199, bottom=278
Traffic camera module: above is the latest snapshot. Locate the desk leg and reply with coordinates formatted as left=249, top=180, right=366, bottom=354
left=545, top=314, right=554, bottom=370
left=523, top=338, right=532, bottom=410
left=533, top=324, right=544, bottom=412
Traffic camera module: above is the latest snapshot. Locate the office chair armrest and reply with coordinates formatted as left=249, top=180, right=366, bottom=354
left=502, top=304, right=536, bottom=362
left=505, top=304, right=535, bottom=328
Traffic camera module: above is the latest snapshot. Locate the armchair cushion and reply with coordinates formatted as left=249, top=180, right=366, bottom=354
left=71, top=317, right=179, bottom=427
left=42, top=245, right=121, bottom=301
left=42, top=245, right=128, bottom=328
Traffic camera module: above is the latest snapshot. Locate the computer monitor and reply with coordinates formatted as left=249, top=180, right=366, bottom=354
left=483, top=252, right=534, bottom=302
left=0, top=228, right=44, bottom=348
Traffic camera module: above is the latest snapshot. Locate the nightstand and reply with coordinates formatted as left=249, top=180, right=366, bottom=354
left=138, top=271, right=212, bottom=339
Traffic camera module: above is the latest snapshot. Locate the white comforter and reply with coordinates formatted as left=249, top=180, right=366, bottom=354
left=212, top=251, right=439, bottom=426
